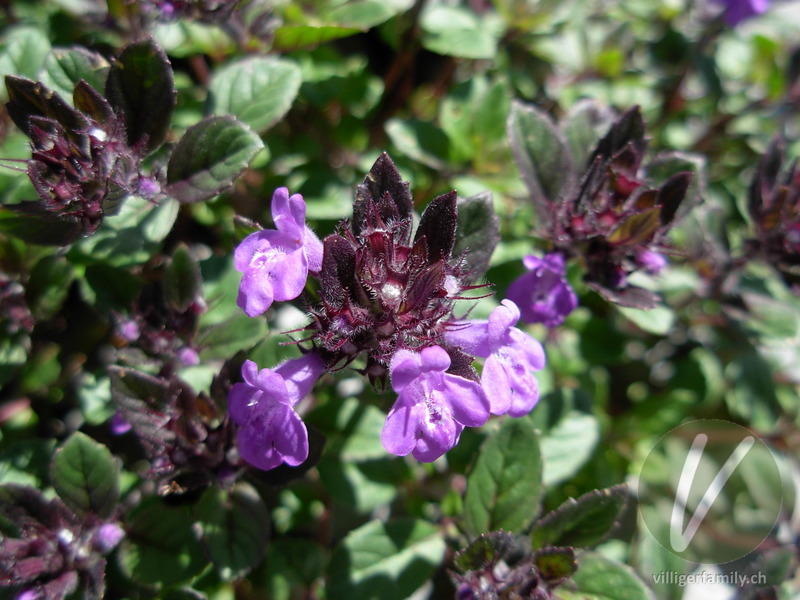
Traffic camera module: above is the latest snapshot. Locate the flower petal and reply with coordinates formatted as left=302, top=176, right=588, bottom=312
left=271, top=187, right=306, bottom=232
left=274, top=352, right=326, bottom=405
left=412, top=416, right=460, bottom=463
left=390, top=349, right=422, bottom=392
left=303, top=225, right=324, bottom=273
left=270, top=248, right=309, bottom=301
left=420, top=345, right=451, bottom=373
left=480, top=355, right=512, bottom=415
left=381, top=394, right=421, bottom=456
left=444, top=321, right=491, bottom=358
left=444, top=374, right=490, bottom=427
left=272, top=407, right=309, bottom=466
left=227, top=382, right=258, bottom=425
left=237, top=266, right=275, bottom=317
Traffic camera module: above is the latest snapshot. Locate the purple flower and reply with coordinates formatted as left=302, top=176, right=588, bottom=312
left=91, top=524, right=125, bottom=554
left=109, top=412, right=132, bottom=435
left=228, top=353, right=325, bottom=470
left=445, top=300, right=545, bottom=417
left=177, top=346, right=200, bottom=366
left=636, top=249, right=667, bottom=275
left=714, top=0, right=769, bottom=26
left=235, top=187, right=323, bottom=317
left=506, top=253, right=577, bottom=327
left=381, top=346, right=490, bottom=462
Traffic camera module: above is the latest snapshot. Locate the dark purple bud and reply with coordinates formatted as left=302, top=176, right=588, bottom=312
left=353, top=153, right=413, bottom=236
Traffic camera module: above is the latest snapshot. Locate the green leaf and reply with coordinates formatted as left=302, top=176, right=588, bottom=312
left=507, top=101, right=574, bottom=224
left=618, top=306, right=675, bottom=336
left=0, top=202, right=83, bottom=246
left=263, top=539, right=327, bottom=600
left=118, top=497, right=208, bottom=586
left=725, top=350, right=780, bottom=430
left=326, top=0, right=413, bottom=29
left=0, top=27, right=50, bottom=88
left=26, top=255, right=74, bottom=320
left=50, top=432, right=119, bottom=519
left=420, top=5, right=503, bottom=59
left=533, top=547, right=578, bottom=583
left=328, top=518, right=446, bottom=600
left=105, top=38, right=175, bottom=155
left=272, top=25, right=362, bottom=51
left=453, top=192, right=500, bottom=283
left=196, top=312, right=268, bottom=360
left=541, top=411, right=600, bottom=486
left=453, top=531, right=516, bottom=572
left=208, top=57, right=302, bottom=135
left=557, top=552, right=654, bottom=600
left=166, top=116, right=264, bottom=204
left=195, top=484, right=270, bottom=581
left=385, top=118, right=450, bottom=169
left=464, top=417, right=543, bottom=535
left=165, top=244, right=202, bottom=313
left=71, top=195, right=180, bottom=266
left=532, top=485, right=628, bottom=549
left=40, top=47, right=109, bottom=103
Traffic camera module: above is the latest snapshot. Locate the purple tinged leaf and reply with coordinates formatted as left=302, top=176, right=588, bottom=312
left=0, top=202, right=83, bottom=246
left=72, top=80, right=114, bottom=125
left=452, top=192, right=500, bottom=283
left=587, top=282, right=659, bottom=310
left=104, top=38, right=175, bottom=155
left=165, top=244, right=202, bottom=313
left=166, top=116, right=264, bottom=204
left=414, top=191, right=458, bottom=263
left=5, top=75, right=88, bottom=138
left=507, top=101, right=574, bottom=228
left=320, top=235, right=356, bottom=309
left=607, top=207, right=660, bottom=246
left=657, top=171, right=692, bottom=226
left=590, top=105, right=646, bottom=165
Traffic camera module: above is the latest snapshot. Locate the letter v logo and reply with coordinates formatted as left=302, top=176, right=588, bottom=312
left=669, top=433, right=755, bottom=552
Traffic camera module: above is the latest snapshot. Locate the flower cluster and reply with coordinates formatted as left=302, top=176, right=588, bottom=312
left=0, top=485, right=124, bottom=600
left=231, top=154, right=546, bottom=468
left=452, top=532, right=575, bottom=600
left=748, top=137, right=800, bottom=277
left=5, top=76, right=159, bottom=240
left=110, top=366, right=242, bottom=497
left=511, top=107, right=691, bottom=319
left=114, top=246, right=206, bottom=375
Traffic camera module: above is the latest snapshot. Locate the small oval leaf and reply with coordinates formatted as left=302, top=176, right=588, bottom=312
left=105, top=38, right=176, bottom=155
left=50, top=432, right=120, bottom=519
left=166, top=116, right=264, bottom=204
left=208, top=56, right=302, bottom=135
left=464, top=417, right=543, bottom=535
